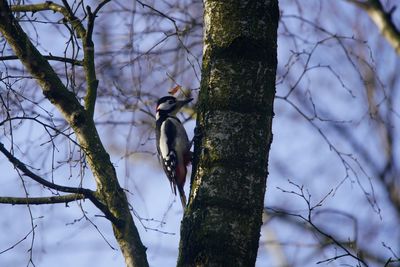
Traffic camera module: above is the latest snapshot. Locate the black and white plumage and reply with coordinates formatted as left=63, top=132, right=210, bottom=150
left=155, top=96, right=192, bottom=208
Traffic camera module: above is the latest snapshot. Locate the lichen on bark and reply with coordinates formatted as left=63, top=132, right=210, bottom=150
left=178, top=0, right=279, bottom=266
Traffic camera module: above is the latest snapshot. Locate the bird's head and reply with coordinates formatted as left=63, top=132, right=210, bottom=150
left=156, top=96, right=193, bottom=118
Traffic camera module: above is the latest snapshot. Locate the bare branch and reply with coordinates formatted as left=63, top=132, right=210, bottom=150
left=0, top=2, right=149, bottom=265
left=0, top=194, right=86, bottom=205
left=0, top=55, right=83, bottom=65
left=0, top=115, right=79, bottom=147
left=82, top=4, right=99, bottom=118
left=9, top=2, right=99, bottom=118
left=0, top=141, right=123, bottom=227
left=10, top=1, right=66, bottom=14
left=270, top=180, right=373, bottom=266
left=0, top=142, right=92, bottom=195
left=0, top=1, right=85, bottom=123
left=10, top=1, right=87, bottom=39
left=0, top=225, right=37, bottom=255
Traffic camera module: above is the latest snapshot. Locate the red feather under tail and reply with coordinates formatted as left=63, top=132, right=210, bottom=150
left=178, top=186, right=187, bottom=209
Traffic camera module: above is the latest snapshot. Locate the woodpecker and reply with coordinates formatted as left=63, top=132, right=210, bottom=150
left=155, top=96, right=193, bottom=208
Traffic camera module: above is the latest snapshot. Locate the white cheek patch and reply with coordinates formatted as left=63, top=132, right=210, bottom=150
left=157, top=102, right=173, bottom=111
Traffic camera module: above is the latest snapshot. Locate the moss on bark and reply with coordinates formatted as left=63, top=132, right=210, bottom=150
left=178, top=0, right=279, bottom=266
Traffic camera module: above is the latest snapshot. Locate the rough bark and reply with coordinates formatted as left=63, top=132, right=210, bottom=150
left=0, top=1, right=148, bottom=266
left=178, top=1, right=279, bottom=266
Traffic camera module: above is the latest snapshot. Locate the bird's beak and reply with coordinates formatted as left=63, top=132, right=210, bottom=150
left=175, top=98, right=193, bottom=110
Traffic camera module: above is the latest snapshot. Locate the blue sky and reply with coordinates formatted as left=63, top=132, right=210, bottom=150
left=0, top=0, right=399, bottom=266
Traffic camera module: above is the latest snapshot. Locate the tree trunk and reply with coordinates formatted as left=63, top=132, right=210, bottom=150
left=0, top=2, right=148, bottom=266
left=178, top=0, right=279, bottom=266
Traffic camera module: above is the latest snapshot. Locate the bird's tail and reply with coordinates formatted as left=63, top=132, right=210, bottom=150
left=177, top=186, right=187, bottom=209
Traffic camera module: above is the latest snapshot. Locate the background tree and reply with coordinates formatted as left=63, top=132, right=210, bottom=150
left=265, top=1, right=400, bottom=266
left=1, top=0, right=399, bottom=267
left=0, top=1, right=148, bottom=266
